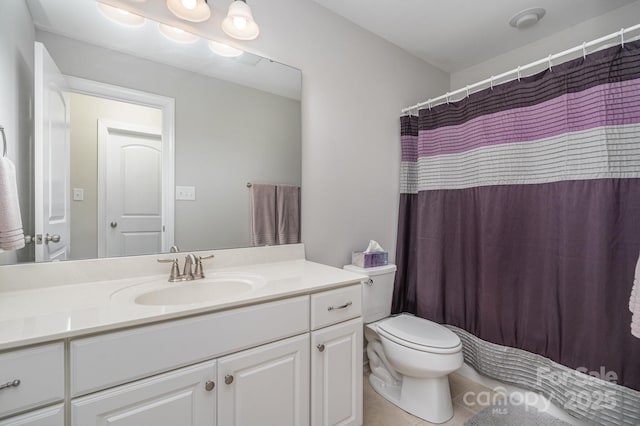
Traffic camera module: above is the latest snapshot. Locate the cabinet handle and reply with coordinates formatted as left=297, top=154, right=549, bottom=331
left=0, top=379, right=20, bottom=391
left=205, top=380, right=215, bottom=391
left=364, top=278, right=373, bottom=286
left=317, top=344, right=325, bottom=352
left=225, top=375, right=234, bottom=385
left=327, top=301, right=352, bottom=311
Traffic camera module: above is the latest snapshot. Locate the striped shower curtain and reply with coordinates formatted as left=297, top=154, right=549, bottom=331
left=393, top=40, right=640, bottom=394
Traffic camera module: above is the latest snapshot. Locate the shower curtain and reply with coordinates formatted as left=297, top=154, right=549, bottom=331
left=393, top=40, right=640, bottom=392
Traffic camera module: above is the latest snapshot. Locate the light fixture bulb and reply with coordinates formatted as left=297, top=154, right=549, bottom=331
left=222, top=0, right=259, bottom=40
left=96, top=2, right=146, bottom=27
left=181, top=0, right=197, bottom=10
left=166, top=0, right=211, bottom=22
left=233, top=16, right=247, bottom=30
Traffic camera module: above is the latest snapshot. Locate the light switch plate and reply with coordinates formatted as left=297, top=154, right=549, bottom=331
left=73, top=188, right=84, bottom=201
left=176, top=186, right=196, bottom=201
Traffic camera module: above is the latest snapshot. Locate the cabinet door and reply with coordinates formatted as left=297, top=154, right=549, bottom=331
left=311, top=318, right=363, bottom=426
left=0, top=404, right=64, bottom=426
left=71, top=360, right=216, bottom=426
left=217, top=334, right=309, bottom=426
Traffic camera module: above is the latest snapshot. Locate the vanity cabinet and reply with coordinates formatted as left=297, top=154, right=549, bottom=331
left=217, top=334, right=310, bottom=426
left=3, top=283, right=364, bottom=426
left=71, top=361, right=217, bottom=426
left=310, top=286, right=363, bottom=426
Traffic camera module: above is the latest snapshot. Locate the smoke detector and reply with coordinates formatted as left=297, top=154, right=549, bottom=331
left=509, top=8, right=546, bottom=29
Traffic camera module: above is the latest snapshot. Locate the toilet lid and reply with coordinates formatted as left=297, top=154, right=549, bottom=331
left=378, top=315, right=461, bottom=350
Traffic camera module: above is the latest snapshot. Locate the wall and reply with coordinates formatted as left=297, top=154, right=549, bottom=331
left=69, top=93, right=162, bottom=259
left=0, top=1, right=35, bottom=265
left=451, top=1, right=640, bottom=89
left=38, top=31, right=302, bottom=253
left=242, top=0, right=450, bottom=267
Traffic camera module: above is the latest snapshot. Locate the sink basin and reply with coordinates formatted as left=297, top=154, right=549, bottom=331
left=111, top=273, right=266, bottom=307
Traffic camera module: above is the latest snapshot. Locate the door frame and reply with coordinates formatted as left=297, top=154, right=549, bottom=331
left=65, top=76, right=175, bottom=256
left=97, top=120, right=163, bottom=258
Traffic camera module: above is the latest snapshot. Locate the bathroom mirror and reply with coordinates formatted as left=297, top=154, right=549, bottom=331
left=2, top=0, right=301, bottom=264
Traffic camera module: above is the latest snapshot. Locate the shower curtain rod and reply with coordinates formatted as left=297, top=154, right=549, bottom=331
left=401, top=23, right=640, bottom=114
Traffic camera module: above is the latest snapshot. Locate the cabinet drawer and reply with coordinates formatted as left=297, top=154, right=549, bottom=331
left=311, top=285, right=361, bottom=330
left=0, top=404, right=64, bottom=426
left=0, top=344, right=64, bottom=418
left=71, top=296, right=309, bottom=397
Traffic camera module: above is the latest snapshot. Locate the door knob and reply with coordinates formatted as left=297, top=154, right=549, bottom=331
left=110, top=221, right=118, bottom=228
left=225, top=375, right=234, bottom=385
left=205, top=380, right=215, bottom=391
left=44, top=234, right=61, bottom=244
left=317, top=344, right=325, bottom=352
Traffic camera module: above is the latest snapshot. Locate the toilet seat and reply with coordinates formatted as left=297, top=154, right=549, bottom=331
left=377, top=315, right=462, bottom=354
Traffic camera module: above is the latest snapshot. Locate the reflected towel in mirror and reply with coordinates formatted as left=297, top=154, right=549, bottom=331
left=276, top=185, right=300, bottom=245
left=250, top=183, right=277, bottom=246
left=631, top=253, right=640, bottom=338
left=0, top=157, right=25, bottom=251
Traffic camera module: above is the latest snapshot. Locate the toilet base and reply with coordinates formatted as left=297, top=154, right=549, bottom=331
left=369, top=373, right=454, bottom=424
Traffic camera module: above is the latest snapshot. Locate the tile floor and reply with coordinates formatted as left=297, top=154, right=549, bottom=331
left=363, top=372, right=500, bottom=426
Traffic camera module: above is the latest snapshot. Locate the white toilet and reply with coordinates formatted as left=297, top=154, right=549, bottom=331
left=343, top=264, right=463, bottom=424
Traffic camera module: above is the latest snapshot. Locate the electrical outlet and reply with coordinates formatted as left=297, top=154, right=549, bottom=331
left=176, top=186, right=196, bottom=201
left=73, top=188, right=84, bottom=201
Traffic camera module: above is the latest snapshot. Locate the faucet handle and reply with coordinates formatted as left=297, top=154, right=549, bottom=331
left=194, top=254, right=215, bottom=279
left=157, top=258, right=182, bottom=282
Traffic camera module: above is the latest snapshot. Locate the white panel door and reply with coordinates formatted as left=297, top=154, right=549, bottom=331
left=34, top=42, right=70, bottom=262
left=311, top=318, right=363, bottom=426
left=98, top=120, right=163, bottom=257
left=217, top=334, right=310, bottom=426
left=71, top=360, right=216, bottom=426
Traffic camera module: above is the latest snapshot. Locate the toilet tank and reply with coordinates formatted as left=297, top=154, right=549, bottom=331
left=343, top=264, right=397, bottom=323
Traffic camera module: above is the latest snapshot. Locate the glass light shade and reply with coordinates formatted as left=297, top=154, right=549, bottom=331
left=208, top=40, right=244, bottom=58
left=158, top=24, right=199, bottom=43
left=96, top=3, right=146, bottom=27
left=222, top=1, right=259, bottom=40
left=166, top=0, right=211, bottom=22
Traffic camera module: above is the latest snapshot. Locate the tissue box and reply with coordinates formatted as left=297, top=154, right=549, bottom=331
left=352, top=251, right=388, bottom=268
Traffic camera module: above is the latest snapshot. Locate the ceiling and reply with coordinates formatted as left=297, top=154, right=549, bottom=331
left=311, top=0, right=638, bottom=72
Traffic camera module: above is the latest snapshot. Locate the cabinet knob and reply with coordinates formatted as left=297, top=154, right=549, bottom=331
left=205, top=380, right=215, bottom=391
left=317, top=344, right=325, bottom=352
left=225, top=375, right=234, bottom=385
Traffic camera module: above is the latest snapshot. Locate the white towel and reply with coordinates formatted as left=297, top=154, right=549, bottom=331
left=631, top=253, right=640, bottom=338
left=0, top=157, right=25, bottom=251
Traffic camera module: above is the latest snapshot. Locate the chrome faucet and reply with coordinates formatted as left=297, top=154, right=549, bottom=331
left=157, top=253, right=215, bottom=282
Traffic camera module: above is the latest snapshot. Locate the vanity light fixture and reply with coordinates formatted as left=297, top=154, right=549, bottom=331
left=96, top=2, right=146, bottom=27
left=222, top=0, right=260, bottom=40
left=208, top=40, right=244, bottom=57
left=166, top=0, right=211, bottom=23
left=159, top=23, right=200, bottom=43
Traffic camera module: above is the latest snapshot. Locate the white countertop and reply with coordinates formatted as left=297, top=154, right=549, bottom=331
left=0, top=258, right=367, bottom=351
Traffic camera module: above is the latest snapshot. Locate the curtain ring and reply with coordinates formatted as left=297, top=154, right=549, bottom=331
left=620, top=28, right=625, bottom=47
left=517, top=66, right=521, bottom=82
left=548, top=54, right=553, bottom=72
left=582, top=42, right=587, bottom=59
left=490, top=76, right=494, bottom=90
